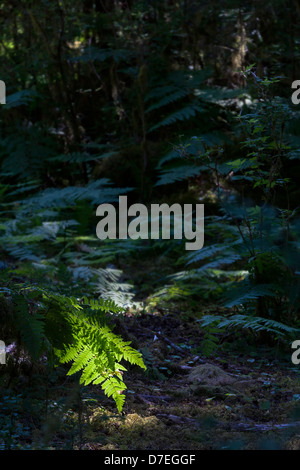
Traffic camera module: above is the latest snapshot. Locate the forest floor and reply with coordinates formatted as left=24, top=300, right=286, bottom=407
left=1, top=253, right=300, bottom=450
left=3, top=300, right=300, bottom=451
left=78, top=307, right=300, bottom=451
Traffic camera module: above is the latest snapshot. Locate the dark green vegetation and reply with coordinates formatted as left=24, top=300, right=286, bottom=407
left=0, top=0, right=299, bottom=450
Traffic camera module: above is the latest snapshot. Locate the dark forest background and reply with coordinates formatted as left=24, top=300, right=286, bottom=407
left=0, top=0, right=299, bottom=451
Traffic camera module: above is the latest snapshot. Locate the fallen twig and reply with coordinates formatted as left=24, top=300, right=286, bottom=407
left=135, top=394, right=172, bottom=404
left=156, top=413, right=300, bottom=433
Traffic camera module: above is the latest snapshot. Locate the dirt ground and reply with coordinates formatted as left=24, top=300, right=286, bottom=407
left=48, top=308, right=300, bottom=451
left=1, top=299, right=300, bottom=450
